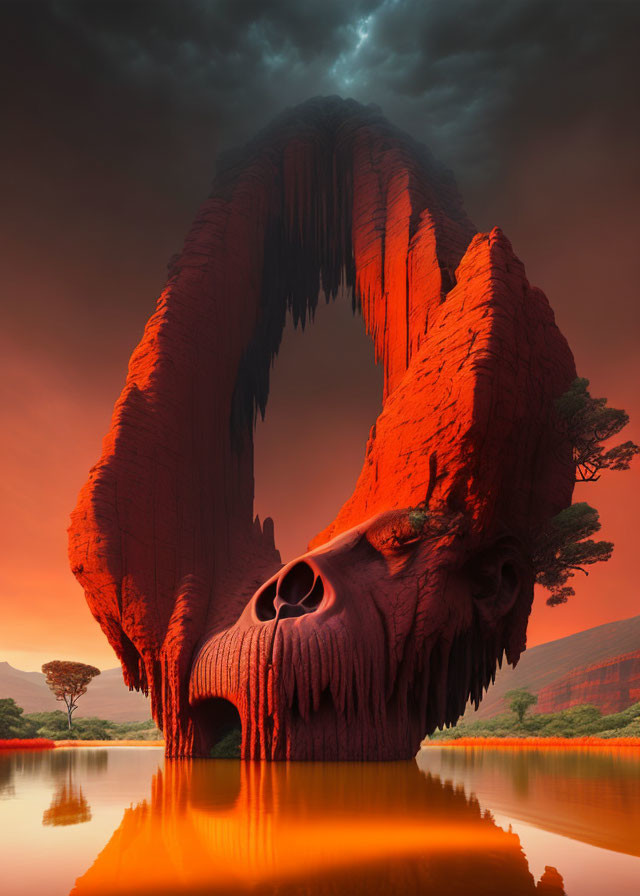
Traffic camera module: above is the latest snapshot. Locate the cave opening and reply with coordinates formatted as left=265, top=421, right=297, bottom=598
left=193, top=697, right=243, bottom=759
left=253, top=286, right=383, bottom=563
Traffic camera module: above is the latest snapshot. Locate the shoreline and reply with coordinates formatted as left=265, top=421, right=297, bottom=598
left=53, top=739, right=164, bottom=747
left=423, top=736, right=640, bottom=748
left=3, top=737, right=639, bottom=752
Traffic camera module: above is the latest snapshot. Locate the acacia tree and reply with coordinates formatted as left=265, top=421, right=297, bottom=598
left=505, top=689, right=538, bottom=725
left=42, top=661, right=101, bottom=731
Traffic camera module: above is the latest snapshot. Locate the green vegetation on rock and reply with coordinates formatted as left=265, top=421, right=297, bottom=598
left=533, top=503, right=613, bottom=606
left=555, top=377, right=639, bottom=483
left=533, top=378, right=639, bottom=607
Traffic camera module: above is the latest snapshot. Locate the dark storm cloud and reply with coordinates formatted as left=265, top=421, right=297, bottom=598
left=4, top=0, right=639, bottom=184
left=1, top=0, right=638, bottom=362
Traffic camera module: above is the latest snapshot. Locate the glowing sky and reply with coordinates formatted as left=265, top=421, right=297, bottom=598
left=0, top=1, right=638, bottom=670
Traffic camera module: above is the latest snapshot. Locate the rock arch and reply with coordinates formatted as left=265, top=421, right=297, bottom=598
left=69, top=97, right=576, bottom=758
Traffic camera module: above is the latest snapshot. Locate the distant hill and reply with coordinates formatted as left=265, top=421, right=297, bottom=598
left=466, top=615, right=640, bottom=720
left=537, top=649, right=640, bottom=715
left=0, top=662, right=150, bottom=722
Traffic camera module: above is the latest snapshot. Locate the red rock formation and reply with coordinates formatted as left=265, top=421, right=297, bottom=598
left=68, top=97, right=576, bottom=758
left=537, top=650, right=640, bottom=714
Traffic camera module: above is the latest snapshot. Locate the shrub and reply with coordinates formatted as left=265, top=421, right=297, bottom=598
left=0, top=698, right=37, bottom=739
left=210, top=727, right=242, bottom=758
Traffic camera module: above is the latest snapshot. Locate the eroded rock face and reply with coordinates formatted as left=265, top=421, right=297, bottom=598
left=68, top=96, right=576, bottom=758
left=537, top=650, right=640, bottom=715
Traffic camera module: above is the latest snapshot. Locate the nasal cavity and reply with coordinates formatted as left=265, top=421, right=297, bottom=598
left=278, top=561, right=315, bottom=604
left=255, top=581, right=277, bottom=621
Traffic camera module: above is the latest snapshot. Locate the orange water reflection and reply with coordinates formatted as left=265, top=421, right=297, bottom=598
left=419, top=745, right=640, bottom=857
left=71, top=760, right=564, bottom=896
left=42, top=780, right=92, bottom=826
left=3, top=746, right=638, bottom=895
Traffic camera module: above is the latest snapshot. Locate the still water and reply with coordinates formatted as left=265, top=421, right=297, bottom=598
left=1, top=745, right=638, bottom=895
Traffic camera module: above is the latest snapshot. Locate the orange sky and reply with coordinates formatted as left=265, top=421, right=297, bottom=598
left=0, top=243, right=637, bottom=671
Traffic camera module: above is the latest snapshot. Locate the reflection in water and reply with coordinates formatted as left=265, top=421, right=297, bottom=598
left=1, top=747, right=160, bottom=896
left=33, top=751, right=105, bottom=827
left=537, top=867, right=567, bottom=895
left=4, top=746, right=637, bottom=895
left=419, top=746, right=640, bottom=857
left=43, top=781, right=92, bottom=826
left=71, top=760, right=565, bottom=896
left=0, top=746, right=108, bottom=793
left=0, top=755, right=15, bottom=798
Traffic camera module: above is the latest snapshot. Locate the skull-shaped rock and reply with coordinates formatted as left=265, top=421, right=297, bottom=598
left=190, top=508, right=535, bottom=759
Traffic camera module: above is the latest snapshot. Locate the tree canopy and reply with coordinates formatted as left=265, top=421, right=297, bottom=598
left=556, top=377, right=639, bottom=482
left=533, top=503, right=614, bottom=606
left=0, top=698, right=35, bottom=739
left=504, top=689, right=538, bottom=724
left=41, top=661, right=101, bottom=730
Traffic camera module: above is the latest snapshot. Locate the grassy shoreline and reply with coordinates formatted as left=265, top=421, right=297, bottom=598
left=52, top=739, right=164, bottom=747
left=0, top=738, right=164, bottom=749
left=423, top=736, right=640, bottom=748
left=3, top=736, right=639, bottom=751
left=430, top=701, right=640, bottom=742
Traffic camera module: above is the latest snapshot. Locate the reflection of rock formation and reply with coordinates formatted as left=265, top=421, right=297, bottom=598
left=69, top=96, right=576, bottom=759
left=42, top=780, right=91, bottom=826
left=423, top=745, right=640, bottom=857
left=536, top=867, right=567, bottom=896
left=71, top=760, right=565, bottom=895
left=537, top=650, right=640, bottom=714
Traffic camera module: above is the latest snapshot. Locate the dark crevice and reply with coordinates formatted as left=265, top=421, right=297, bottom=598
left=255, top=581, right=277, bottom=620
left=278, top=561, right=315, bottom=604
left=192, top=697, right=242, bottom=758
left=302, top=576, right=324, bottom=609
left=278, top=603, right=306, bottom=619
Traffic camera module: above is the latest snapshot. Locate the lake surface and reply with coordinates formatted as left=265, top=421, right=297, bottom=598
left=1, top=745, right=638, bottom=895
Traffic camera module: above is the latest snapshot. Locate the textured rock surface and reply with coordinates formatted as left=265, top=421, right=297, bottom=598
left=69, top=96, right=576, bottom=758
left=537, top=650, right=640, bottom=714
